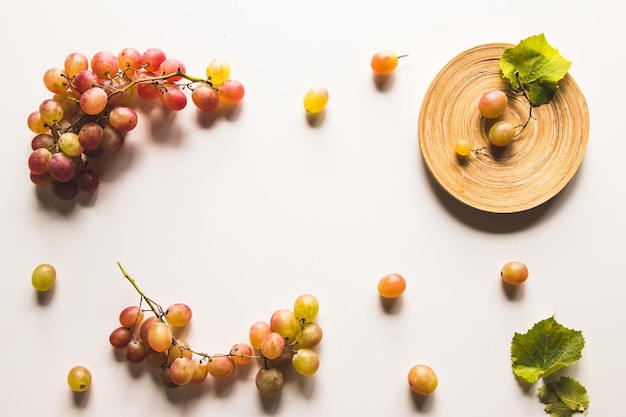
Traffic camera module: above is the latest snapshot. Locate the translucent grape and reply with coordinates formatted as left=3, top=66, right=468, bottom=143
left=147, top=321, right=173, bottom=352
left=255, top=367, right=283, bottom=397
left=296, top=321, right=323, bottom=349
left=161, top=85, right=187, bottom=110
left=370, top=50, right=399, bottom=75
left=57, top=132, right=84, bottom=157
left=488, top=120, right=516, bottom=147
left=119, top=305, right=144, bottom=328
left=72, top=70, right=99, bottom=94
left=249, top=320, right=271, bottom=350
left=51, top=179, right=78, bottom=200
left=206, top=355, right=236, bottom=380
left=38, top=99, right=64, bottom=125
left=118, top=47, right=143, bottom=71
left=43, top=67, right=69, bottom=94
left=158, top=58, right=186, bottom=82
left=31, top=263, right=56, bottom=291
left=190, top=359, right=209, bottom=383
left=501, top=261, right=529, bottom=285
left=109, top=326, right=132, bottom=349
left=478, top=89, right=508, bottom=119
left=28, top=148, right=52, bottom=175
left=377, top=273, right=406, bottom=298
left=260, top=332, right=285, bottom=360
left=27, top=111, right=49, bottom=134
left=303, top=86, right=329, bottom=113
left=30, top=172, right=51, bottom=187
left=230, top=342, right=253, bottom=365
left=408, top=364, right=438, bottom=395
left=294, top=294, right=319, bottom=322
left=218, top=79, right=245, bottom=104
left=67, top=365, right=92, bottom=392
left=108, top=106, right=138, bottom=131
left=91, top=50, right=119, bottom=79
left=136, top=73, right=161, bottom=100
left=64, top=52, right=89, bottom=77
left=191, top=84, right=219, bottom=111
left=49, top=153, right=76, bottom=182
left=167, top=339, right=192, bottom=363
left=125, top=339, right=147, bottom=363
left=291, top=348, right=320, bottom=376
left=80, top=87, right=108, bottom=115
left=270, top=309, right=299, bottom=341
left=206, top=58, right=231, bottom=87
left=454, top=138, right=472, bottom=157
left=78, top=122, right=104, bottom=150
left=169, top=357, right=194, bottom=385
left=141, top=48, right=167, bottom=72
left=164, top=303, right=192, bottom=327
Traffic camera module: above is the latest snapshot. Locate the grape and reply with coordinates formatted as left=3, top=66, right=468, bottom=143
left=191, top=84, right=219, bottom=111
left=291, top=348, right=320, bottom=376
left=64, top=52, right=89, bottom=77
left=48, top=153, right=76, bottom=183
left=158, top=58, right=186, bottom=82
left=265, top=348, right=294, bottom=368
left=57, top=132, right=84, bottom=157
left=218, top=79, right=245, bottom=104
left=160, top=365, right=179, bottom=388
left=28, top=148, right=52, bottom=176
left=164, top=303, right=192, bottom=327
left=293, top=294, right=319, bottom=322
left=206, top=355, right=237, bottom=380
left=139, top=316, right=160, bottom=344
left=31, top=263, right=56, bottom=291
left=80, top=87, right=108, bottom=115
left=454, top=138, right=472, bottom=157
left=126, top=339, right=147, bottom=363
left=109, top=326, right=132, bottom=349
left=91, top=51, right=119, bottom=79
left=478, top=89, right=508, bottom=119
left=488, top=120, right=516, bottom=147
left=167, top=339, right=192, bottom=363
left=100, top=124, right=125, bottom=153
left=147, top=321, right=173, bottom=352
left=249, top=320, right=271, bottom=350
left=31, top=133, right=55, bottom=150
left=296, top=321, right=323, bottom=349
left=43, top=67, right=69, bottom=94
left=38, top=99, right=64, bottom=125
left=51, top=179, right=78, bottom=200
left=136, top=72, right=161, bottom=100
left=30, top=173, right=51, bottom=187
left=190, top=359, right=209, bottom=384
left=72, top=70, right=99, bottom=94
left=75, top=169, right=100, bottom=193
left=161, top=85, right=187, bottom=110
left=118, top=47, right=143, bottom=71
left=67, top=365, right=92, bottom=392
left=27, top=111, right=49, bottom=134
left=370, top=50, right=400, bottom=75
left=501, top=261, right=529, bottom=285
left=230, top=343, right=253, bottom=365
left=119, top=305, right=144, bottom=328
left=260, top=332, right=285, bottom=360
left=77, top=122, right=103, bottom=150
left=377, top=273, right=406, bottom=298
left=141, top=48, right=167, bottom=72
left=206, top=58, right=231, bottom=87
left=303, top=86, right=328, bottom=113
left=145, top=348, right=167, bottom=369
left=255, top=367, right=283, bottom=397
left=270, top=309, right=299, bottom=341
left=169, top=357, right=194, bottom=385
left=53, top=92, right=80, bottom=120
left=408, top=364, right=438, bottom=395
left=108, top=106, right=138, bottom=131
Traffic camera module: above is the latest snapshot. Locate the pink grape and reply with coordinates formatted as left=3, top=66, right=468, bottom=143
left=190, top=359, right=209, bottom=384
left=141, top=48, right=167, bottom=72
left=191, top=84, right=219, bottom=111
left=91, top=50, right=119, bottom=79
left=51, top=179, right=78, bottom=200
left=78, top=122, right=104, bottom=150
left=218, top=79, right=245, bottom=104
left=147, top=321, right=173, bottom=352
left=136, top=73, right=161, bottom=100
left=260, top=332, right=285, bottom=360
left=478, top=89, right=508, bottom=119
left=31, top=133, right=55, bottom=150
left=75, top=170, right=100, bottom=193
left=158, top=58, right=186, bottom=82
left=30, top=173, right=51, bottom=187
left=139, top=316, right=160, bottom=344
left=72, top=70, right=99, bottom=93
left=108, top=106, right=138, bottom=131
left=169, top=357, right=194, bottom=385
left=64, top=52, right=89, bottom=77
left=119, top=305, right=144, bottom=328
left=249, top=320, right=271, bottom=350
left=230, top=343, right=253, bottom=365
left=206, top=355, right=236, bottom=381
left=53, top=92, right=80, bottom=119
left=126, top=339, right=147, bottom=363
left=80, top=87, right=108, bottom=115
left=161, top=86, right=187, bottom=110
left=28, top=148, right=52, bottom=175
left=48, top=153, right=76, bottom=182
left=109, top=326, right=132, bottom=349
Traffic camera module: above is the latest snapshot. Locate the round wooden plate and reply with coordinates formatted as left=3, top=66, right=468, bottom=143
left=418, top=43, right=589, bottom=213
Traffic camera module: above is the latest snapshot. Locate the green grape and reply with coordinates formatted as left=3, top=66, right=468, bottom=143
left=296, top=321, right=323, bottom=349
left=478, top=89, right=508, bottom=119
left=501, top=261, right=529, bottom=285
left=488, top=120, right=516, bottom=147
left=67, top=365, right=92, bottom=392
left=31, top=263, right=56, bottom=292
left=303, top=86, right=328, bottom=113
left=408, top=364, right=438, bottom=395
left=291, top=348, right=320, bottom=376
left=293, top=294, right=319, bottom=322
left=454, top=139, right=472, bottom=157
left=58, top=132, right=84, bottom=157
left=377, top=273, right=406, bottom=298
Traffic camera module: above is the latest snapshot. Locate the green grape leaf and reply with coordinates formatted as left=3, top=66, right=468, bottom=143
left=499, top=33, right=572, bottom=106
left=511, top=316, right=585, bottom=383
left=538, top=376, right=589, bottom=417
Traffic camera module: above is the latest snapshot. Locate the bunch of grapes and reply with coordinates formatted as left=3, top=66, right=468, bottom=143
left=109, top=263, right=322, bottom=397
left=26, top=48, right=245, bottom=201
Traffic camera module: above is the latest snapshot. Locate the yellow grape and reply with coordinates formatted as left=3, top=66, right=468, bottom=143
left=370, top=50, right=399, bottom=75
left=31, top=263, right=56, bottom=291
left=454, top=139, right=472, bottom=157
left=303, top=86, right=329, bottom=114
left=291, top=348, right=320, bottom=376
left=270, top=309, right=299, bottom=340
left=501, top=261, right=529, bottom=285
left=408, top=364, right=438, bottom=395
left=206, top=58, right=231, bottom=87
left=67, top=365, right=92, bottom=392
left=377, top=273, right=406, bottom=298
left=294, top=294, right=319, bottom=322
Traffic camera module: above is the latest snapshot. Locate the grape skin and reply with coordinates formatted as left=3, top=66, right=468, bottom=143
left=206, top=355, right=236, bottom=380
left=501, top=261, right=529, bottom=285
left=293, top=294, right=319, bottom=322
left=408, top=364, right=438, bottom=395
left=303, top=86, right=329, bottom=114
left=377, top=273, right=406, bottom=298
left=291, top=348, right=320, bottom=376
left=67, top=365, right=92, bottom=392
left=371, top=50, right=399, bottom=75
left=165, top=303, right=192, bottom=327
left=270, top=309, right=299, bottom=341
left=478, top=89, right=508, bottom=119
left=31, top=263, right=56, bottom=291
left=249, top=320, right=271, bottom=350
left=260, top=332, right=285, bottom=360
left=488, top=120, right=516, bottom=147
left=256, top=367, right=284, bottom=397
left=454, top=139, right=472, bottom=157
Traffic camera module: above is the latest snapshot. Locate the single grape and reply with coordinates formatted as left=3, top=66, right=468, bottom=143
left=206, top=58, right=231, bottom=87
left=190, top=359, right=209, bottom=384
left=230, top=343, right=253, bottom=365
left=454, top=138, right=472, bottom=157
left=167, top=339, right=192, bottom=363
left=303, top=86, right=328, bottom=114
left=147, top=321, right=173, bottom=352
left=75, top=169, right=100, bottom=193
left=291, top=348, right=320, bottom=376
left=125, top=339, right=147, bottom=363
left=295, top=321, right=323, bottom=349
left=270, top=309, right=299, bottom=341
left=91, top=50, right=119, bottom=79
left=38, top=99, right=64, bottom=125
left=108, top=106, right=138, bottom=131
left=139, top=316, right=160, bottom=344
left=27, top=111, right=49, bottom=134
left=161, top=85, right=187, bottom=111
left=145, top=348, right=168, bottom=369
left=53, top=92, right=80, bottom=120
left=118, top=47, right=143, bottom=71
left=100, top=124, right=125, bottom=153
left=64, top=52, right=89, bottom=77
left=51, top=179, right=78, bottom=200
left=260, top=332, right=285, bottom=360
left=408, top=364, right=438, bottom=395
left=206, top=355, right=236, bottom=380
left=72, top=70, right=99, bottom=94
left=478, top=89, right=508, bottom=119
left=48, top=153, right=76, bottom=183
left=191, top=84, right=219, bottom=111
left=67, top=365, right=92, bottom=392
left=169, top=357, right=194, bottom=385
left=136, top=72, right=161, bottom=100
left=158, top=58, right=186, bottom=82
left=488, top=120, right=516, bottom=147
left=109, top=326, right=132, bottom=349
left=43, top=67, right=69, bottom=94
left=500, top=261, right=529, bottom=285
left=377, top=273, right=406, bottom=298
left=31, top=133, right=55, bottom=150
left=80, top=87, right=108, bottom=115
left=31, top=263, right=56, bottom=291
left=78, top=122, right=104, bottom=150
left=255, top=367, right=284, bottom=397
left=119, top=305, right=144, bottom=328
left=30, top=172, right=51, bottom=187
left=141, top=48, right=167, bottom=72
left=249, top=320, right=271, bottom=350
left=57, top=132, right=84, bottom=157
left=28, top=148, right=52, bottom=176
left=293, top=294, right=319, bottom=322
left=370, top=50, right=400, bottom=75
left=164, top=303, right=192, bottom=327
left=218, top=79, right=245, bottom=104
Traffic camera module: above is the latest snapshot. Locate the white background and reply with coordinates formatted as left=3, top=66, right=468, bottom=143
left=1, top=1, right=623, bottom=415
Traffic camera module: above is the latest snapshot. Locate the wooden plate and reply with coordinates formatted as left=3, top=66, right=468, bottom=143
left=418, top=43, right=589, bottom=213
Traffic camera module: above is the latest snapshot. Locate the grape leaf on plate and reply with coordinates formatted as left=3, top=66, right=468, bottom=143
left=538, top=376, right=589, bottom=417
left=511, top=316, right=584, bottom=383
left=499, top=33, right=572, bottom=106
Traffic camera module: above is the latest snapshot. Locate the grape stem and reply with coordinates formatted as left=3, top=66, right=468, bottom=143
left=513, top=72, right=535, bottom=137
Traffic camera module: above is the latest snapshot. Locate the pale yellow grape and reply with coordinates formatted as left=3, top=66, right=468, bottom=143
left=58, top=132, right=84, bottom=157
left=291, top=348, right=320, bottom=376
left=270, top=309, right=299, bottom=340
left=67, top=365, right=92, bottom=392
left=167, top=339, right=192, bottom=362
left=408, top=364, right=438, bottom=395
left=296, top=321, right=323, bottom=349
left=147, top=321, right=173, bottom=352
left=256, top=367, right=283, bottom=397
left=27, top=111, right=49, bottom=134
left=31, top=263, right=56, bottom=291
left=454, top=139, right=472, bottom=157
left=206, top=58, right=231, bottom=87
left=38, top=99, right=64, bottom=125
left=294, top=294, right=319, bottom=322
left=303, top=86, right=329, bottom=113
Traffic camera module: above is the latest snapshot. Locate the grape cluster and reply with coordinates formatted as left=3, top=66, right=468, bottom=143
left=26, top=48, right=245, bottom=201
left=110, top=264, right=322, bottom=396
